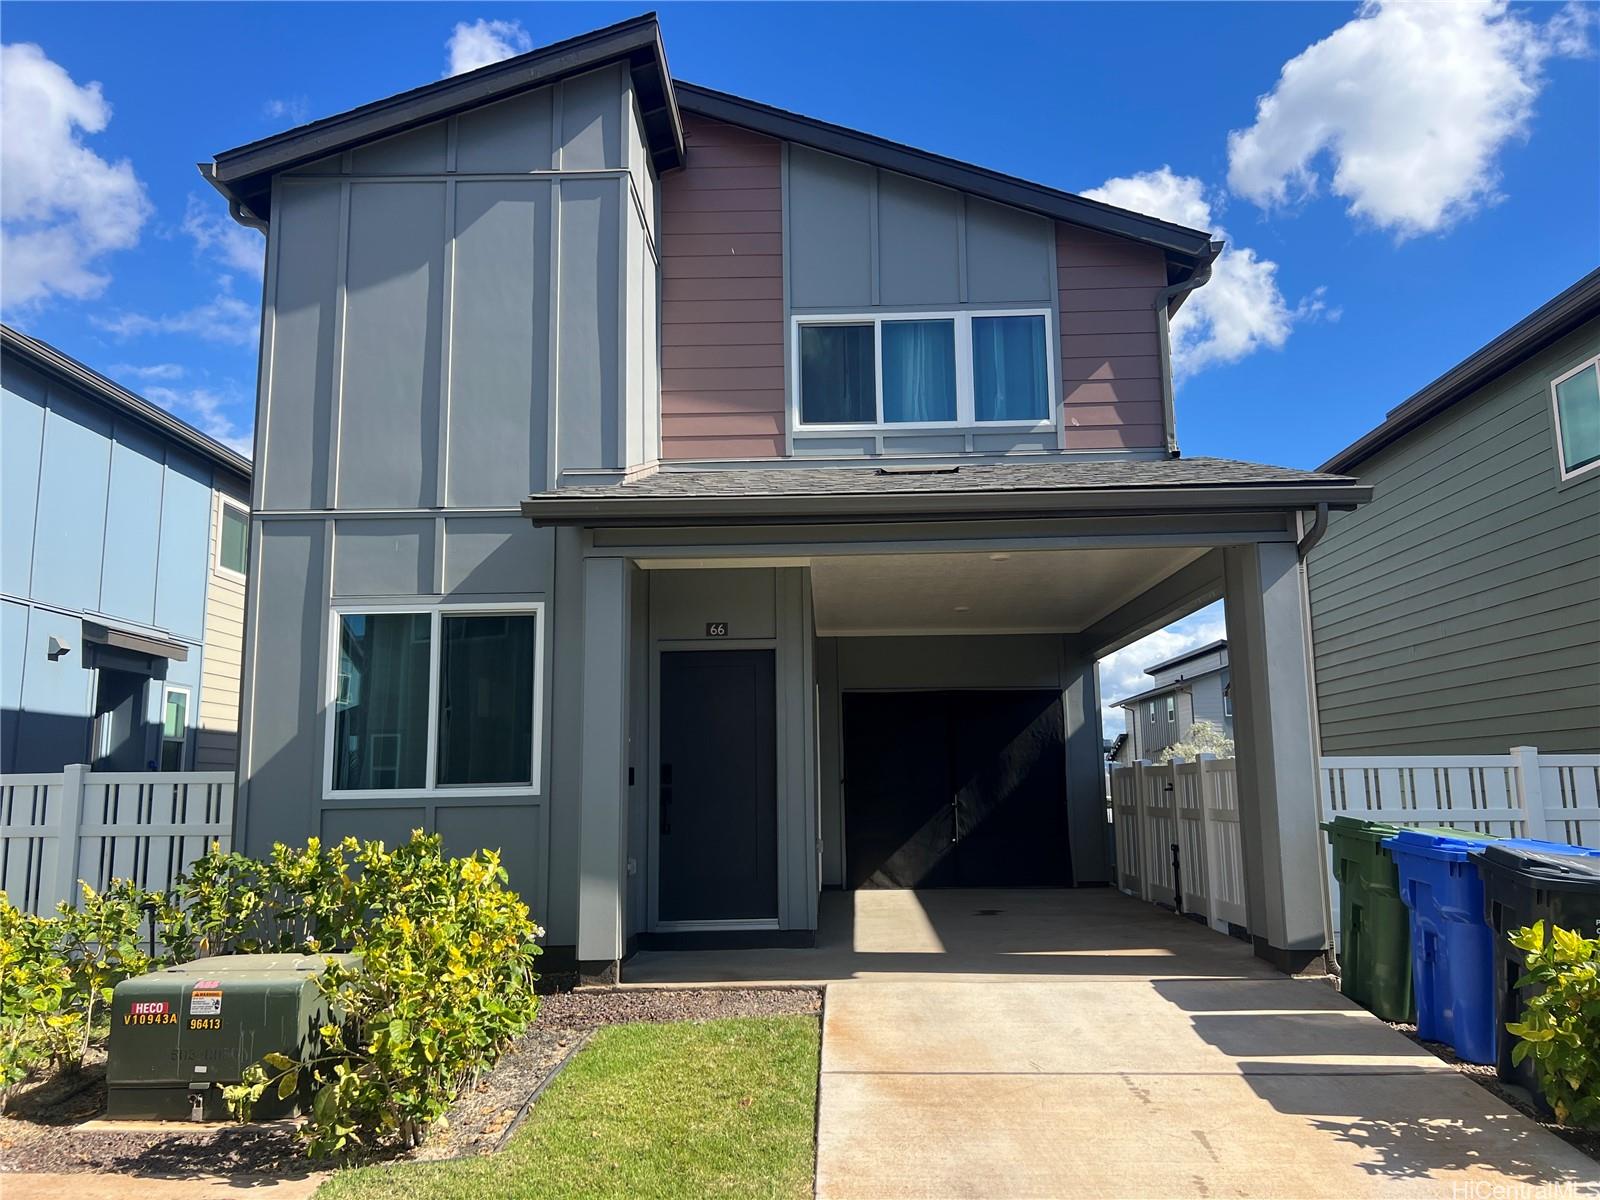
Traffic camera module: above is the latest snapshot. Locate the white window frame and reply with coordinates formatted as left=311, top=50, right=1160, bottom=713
left=1550, top=356, right=1600, bottom=482
left=323, top=601, right=546, bottom=800
left=791, top=307, right=1057, bottom=434
left=215, top=497, right=250, bottom=581
left=160, top=683, right=191, bottom=771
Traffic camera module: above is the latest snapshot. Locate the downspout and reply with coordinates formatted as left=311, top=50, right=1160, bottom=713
left=228, top=198, right=269, bottom=234
left=1154, top=245, right=1221, bottom=458
left=1296, top=502, right=1330, bottom=561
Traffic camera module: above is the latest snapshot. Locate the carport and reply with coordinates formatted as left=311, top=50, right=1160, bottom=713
left=522, top=457, right=1368, bottom=981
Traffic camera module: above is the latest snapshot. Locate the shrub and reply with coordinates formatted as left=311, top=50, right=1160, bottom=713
left=0, top=896, right=82, bottom=1106
left=1505, top=921, right=1600, bottom=1128
left=224, top=831, right=543, bottom=1155
left=53, top=880, right=161, bottom=1061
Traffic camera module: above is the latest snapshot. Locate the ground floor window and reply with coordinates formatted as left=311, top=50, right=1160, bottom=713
left=159, top=685, right=190, bottom=771
left=328, top=603, right=543, bottom=797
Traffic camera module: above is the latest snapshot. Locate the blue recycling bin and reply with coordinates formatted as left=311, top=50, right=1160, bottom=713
left=1384, top=828, right=1497, bottom=1064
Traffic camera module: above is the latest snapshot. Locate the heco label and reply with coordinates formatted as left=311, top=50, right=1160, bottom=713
left=123, top=999, right=176, bottom=1026
left=129, top=1001, right=169, bottom=1015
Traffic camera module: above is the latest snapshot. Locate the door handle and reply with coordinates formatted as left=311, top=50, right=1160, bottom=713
left=660, top=763, right=672, bottom=836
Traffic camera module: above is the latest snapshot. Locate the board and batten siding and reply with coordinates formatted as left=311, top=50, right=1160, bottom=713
left=659, top=114, right=785, bottom=460
left=1055, top=224, right=1166, bottom=451
left=195, top=486, right=247, bottom=771
left=1308, top=317, right=1600, bottom=755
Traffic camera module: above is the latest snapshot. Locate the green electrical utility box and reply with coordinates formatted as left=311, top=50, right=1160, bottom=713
left=106, top=953, right=357, bottom=1122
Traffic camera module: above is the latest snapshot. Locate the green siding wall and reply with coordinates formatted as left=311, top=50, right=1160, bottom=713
left=1308, top=318, right=1600, bottom=755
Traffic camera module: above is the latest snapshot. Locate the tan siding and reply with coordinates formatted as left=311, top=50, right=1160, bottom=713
left=659, top=114, right=785, bottom=459
left=196, top=488, right=246, bottom=771
left=1054, top=224, right=1166, bottom=451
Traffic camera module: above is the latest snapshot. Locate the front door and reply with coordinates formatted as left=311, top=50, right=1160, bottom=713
left=843, top=689, right=1072, bottom=889
left=92, top=668, right=150, bottom=771
left=657, top=649, right=778, bottom=924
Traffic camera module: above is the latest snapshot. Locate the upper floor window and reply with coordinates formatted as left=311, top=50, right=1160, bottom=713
left=1166, top=695, right=1176, bottom=720
left=1551, top=357, right=1600, bottom=481
left=796, top=310, right=1053, bottom=430
left=327, top=604, right=543, bottom=797
left=217, top=500, right=249, bottom=578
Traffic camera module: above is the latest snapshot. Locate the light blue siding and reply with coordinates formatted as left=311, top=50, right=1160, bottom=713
left=100, top=426, right=165, bottom=626
left=1, top=369, right=45, bottom=596
left=153, top=451, right=212, bottom=641
left=31, top=392, right=112, bottom=613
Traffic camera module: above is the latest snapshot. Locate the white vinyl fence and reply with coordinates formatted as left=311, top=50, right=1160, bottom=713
left=1110, top=748, right=1600, bottom=938
left=0, top=765, right=235, bottom=915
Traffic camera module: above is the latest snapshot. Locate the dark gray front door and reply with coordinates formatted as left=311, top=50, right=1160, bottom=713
left=658, top=649, right=778, bottom=924
left=93, top=668, right=151, bottom=771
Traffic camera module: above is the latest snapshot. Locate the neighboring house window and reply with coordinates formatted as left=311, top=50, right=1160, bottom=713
left=1147, top=701, right=1156, bottom=722
left=217, top=500, right=249, bottom=578
left=1166, top=695, right=1176, bottom=720
left=1551, top=357, right=1600, bottom=480
left=1223, top=676, right=1233, bottom=718
left=327, top=604, right=543, bottom=797
left=795, top=310, right=1053, bottom=430
left=160, top=685, right=189, bottom=771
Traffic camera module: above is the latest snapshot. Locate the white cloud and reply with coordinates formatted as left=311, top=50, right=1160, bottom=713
left=93, top=290, right=259, bottom=347
left=143, top=384, right=254, bottom=457
left=0, top=43, right=150, bottom=313
left=109, top=361, right=185, bottom=382
left=444, top=19, right=532, bottom=77
left=1227, top=0, right=1593, bottom=239
left=1083, top=167, right=1326, bottom=376
left=1098, top=603, right=1227, bottom=736
left=263, top=96, right=310, bottom=125
left=181, top=193, right=264, bottom=277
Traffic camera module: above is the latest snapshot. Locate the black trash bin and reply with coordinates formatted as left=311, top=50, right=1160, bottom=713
left=1473, top=841, right=1600, bottom=1106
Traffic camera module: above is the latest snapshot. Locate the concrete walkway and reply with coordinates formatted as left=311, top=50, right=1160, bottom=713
left=630, top=889, right=1600, bottom=1199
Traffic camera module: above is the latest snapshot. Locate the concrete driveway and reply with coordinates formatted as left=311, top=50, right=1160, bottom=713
left=627, top=889, right=1600, bottom=1199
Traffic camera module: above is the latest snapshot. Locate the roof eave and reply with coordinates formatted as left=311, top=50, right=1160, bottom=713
left=674, top=82, right=1216, bottom=273
left=0, top=325, right=252, bottom=480
left=207, top=13, right=682, bottom=220
left=1322, top=267, right=1600, bottom=474
left=521, top=481, right=1372, bottom=528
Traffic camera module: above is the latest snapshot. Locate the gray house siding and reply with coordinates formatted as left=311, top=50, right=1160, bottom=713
left=0, top=351, right=240, bottom=773
left=1308, top=317, right=1600, bottom=755
left=240, top=63, right=660, bottom=940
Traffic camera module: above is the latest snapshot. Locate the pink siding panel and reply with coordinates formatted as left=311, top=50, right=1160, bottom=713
left=1064, top=424, right=1166, bottom=450
left=659, top=113, right=785, bottom=460
left=1055, top=222, right=1169, bottom=450
left=661, top=434, right=787, bottom=459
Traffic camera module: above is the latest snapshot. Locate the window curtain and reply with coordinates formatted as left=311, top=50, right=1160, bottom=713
left=800, top=325, right=876, bottom=423
left=882, top=320, right=956, bottom=423
left=974, top=315, right=1048, bottom=422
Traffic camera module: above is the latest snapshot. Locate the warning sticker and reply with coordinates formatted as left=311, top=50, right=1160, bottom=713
left=190, top=990, right=223, bottom=1016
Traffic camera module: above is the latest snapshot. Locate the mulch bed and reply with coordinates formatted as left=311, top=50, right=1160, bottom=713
left=1390, top=1022, right=1600, bottom=1164
left=0, top=986, right=821, bottom=1178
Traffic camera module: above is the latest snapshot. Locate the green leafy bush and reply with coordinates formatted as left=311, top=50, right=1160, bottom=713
left=1505, top=921, right=1600, bottom=1127
left=53, top=880, right=159, bottom=1060
left=0, top=896, right=83, bottom=1106
left=224, top=831, right=543, bottom=1154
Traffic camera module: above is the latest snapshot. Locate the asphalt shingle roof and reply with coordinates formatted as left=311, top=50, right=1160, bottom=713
left=533, top=457, right=1354, bottom=502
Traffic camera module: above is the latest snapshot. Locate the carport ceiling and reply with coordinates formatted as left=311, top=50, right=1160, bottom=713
left=810, top=547, right=1209, bottom=637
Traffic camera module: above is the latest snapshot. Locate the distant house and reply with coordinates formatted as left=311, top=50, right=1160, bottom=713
left=1307, top=270, right=1600, bottom=756
left=1, top=326, right=252, bottom=774
left=1111, top=640, right=1232, bottom=762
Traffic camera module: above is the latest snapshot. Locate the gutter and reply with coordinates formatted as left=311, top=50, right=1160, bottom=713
left=1155, top=245, right=1222, bottom=457
left=522, top=481, right=1372, bottom=528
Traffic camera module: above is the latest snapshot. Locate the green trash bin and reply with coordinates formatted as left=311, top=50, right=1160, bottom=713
left=1322, top=818, right=1496, bottom=1022
left=1322, top=816, right=1413, bottom=1021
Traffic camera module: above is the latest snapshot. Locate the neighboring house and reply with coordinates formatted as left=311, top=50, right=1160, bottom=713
left=1308, top=271, right=1600, bottom=756
left=1112, top=639, right=1232, bottom=761
left=203, top=15, right=1369, bottom=980
left=0, top=327, right=252, bottom=774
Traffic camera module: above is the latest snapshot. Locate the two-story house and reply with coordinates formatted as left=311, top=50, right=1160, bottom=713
left=1113, top=639, right=1233, bottom=761
left=204, top=15, right=1368, bottom=980
left=1, top=326, right=251, bottom=774
left=1308, top=272, right=1600, bottom=756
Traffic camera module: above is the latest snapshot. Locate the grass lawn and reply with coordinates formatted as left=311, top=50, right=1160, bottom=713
left=317, top=1015, right=819, bottom=1200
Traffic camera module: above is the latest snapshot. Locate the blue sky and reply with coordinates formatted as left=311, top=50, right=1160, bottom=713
left=3, top=2, right=1596, bottom=728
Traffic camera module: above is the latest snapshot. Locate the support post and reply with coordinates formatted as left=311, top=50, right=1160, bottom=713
left=575, top=557, right=631, bottom=982
left=1224, top=542, right=1330, bottom=974
left=1511, top=746, right=1549, bottom=840
left=55, top=764, right=89, bottom=911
